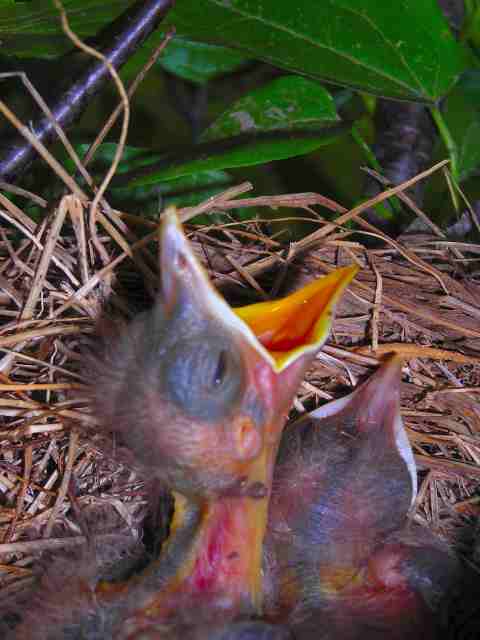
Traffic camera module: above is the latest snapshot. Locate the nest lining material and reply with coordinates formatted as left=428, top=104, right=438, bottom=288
left=0, top=174, right=480, bottom=608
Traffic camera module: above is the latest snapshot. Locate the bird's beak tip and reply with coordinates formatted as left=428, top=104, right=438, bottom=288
left=235, top=264, right=359, bottom=372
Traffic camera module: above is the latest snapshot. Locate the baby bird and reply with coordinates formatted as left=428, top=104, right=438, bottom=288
left=89, top=208, right=357, bottom=626
left=7, top=208, right=356, bottom=639
left=264, top=355, right=459, bottom=639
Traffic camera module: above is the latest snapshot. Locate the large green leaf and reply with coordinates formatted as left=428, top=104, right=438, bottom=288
left=0, top=2, right=249, bottom=83
left=2, top=1, right=466, bottom=101
left=0, top=0, right=128, bottom=57
left=117, top=128, right=344, bottom=188
left=202, top=75, right=337, bottom=140
left=164, top=0, right=466, bottom=102
left=0, top=0, right=125, bottom=34
left=65, top=143, right=238, bottom=216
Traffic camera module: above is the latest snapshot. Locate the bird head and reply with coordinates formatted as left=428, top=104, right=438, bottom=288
left=267, top=356, right=417, bottom=580
left=93, top=207, right=358, bottom=501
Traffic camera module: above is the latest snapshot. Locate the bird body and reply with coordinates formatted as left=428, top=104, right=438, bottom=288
left=264, top=357, right=458, bottom=638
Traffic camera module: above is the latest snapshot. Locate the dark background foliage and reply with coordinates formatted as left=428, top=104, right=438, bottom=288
left=0, top=0, right=478, bottom=236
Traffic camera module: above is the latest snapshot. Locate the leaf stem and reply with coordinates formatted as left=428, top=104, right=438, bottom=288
left=351, top=124, right=400, bottom=218
left=430, top=106, right=459, bottom=211
left=430, top=106, right=458, bottom=180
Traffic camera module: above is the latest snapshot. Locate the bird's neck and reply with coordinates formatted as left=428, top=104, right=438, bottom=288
left=123, top=447, right=277, bottom=626
left=170, top=492, right=268, bottom=612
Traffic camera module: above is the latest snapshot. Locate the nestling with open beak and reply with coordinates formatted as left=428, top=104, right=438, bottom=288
left=92, top=208, right=357, bottom=503
left=264, top=355, right=459, bottom=639
left=89, top=207, right=357, bottom=628
left=5, top=208, right=356, bottom=640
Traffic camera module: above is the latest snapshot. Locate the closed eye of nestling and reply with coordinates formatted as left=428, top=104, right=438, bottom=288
left=164, top=339, right=244, bottom=421
left=212, top=350, right=228, bottom=388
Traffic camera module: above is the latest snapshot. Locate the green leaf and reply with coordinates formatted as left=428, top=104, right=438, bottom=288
left=68, top=143, right=237, bottom=216
left=114, top=78, right=341, bottom=187
left=2, top=1, right=466, bottom=102
left=113, top=168, right=235, bottom=212
left=0, top=2, right=248, bottom=85
left=0, top=0, right=124, bottom=36
left=164, top=0, right=466, bottom=102
left=77, top=143, right=164, bottom=174
left=434, top=71, right=480, bottom=182
left=159, top=37, right=248, bottom=84
left=118, top=126, right=344, bottom=188
left=201, top=76, right=337, bottom=141
left=462, top=2, right=480, bottom=48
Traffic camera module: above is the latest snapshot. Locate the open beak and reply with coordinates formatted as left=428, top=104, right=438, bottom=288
left=160, top=207, right=358, bottom=374
left=158, top=207, right=358, bottom=493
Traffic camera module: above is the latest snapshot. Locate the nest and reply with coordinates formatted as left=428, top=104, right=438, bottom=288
left=0, top=164, right=480, bottom=632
